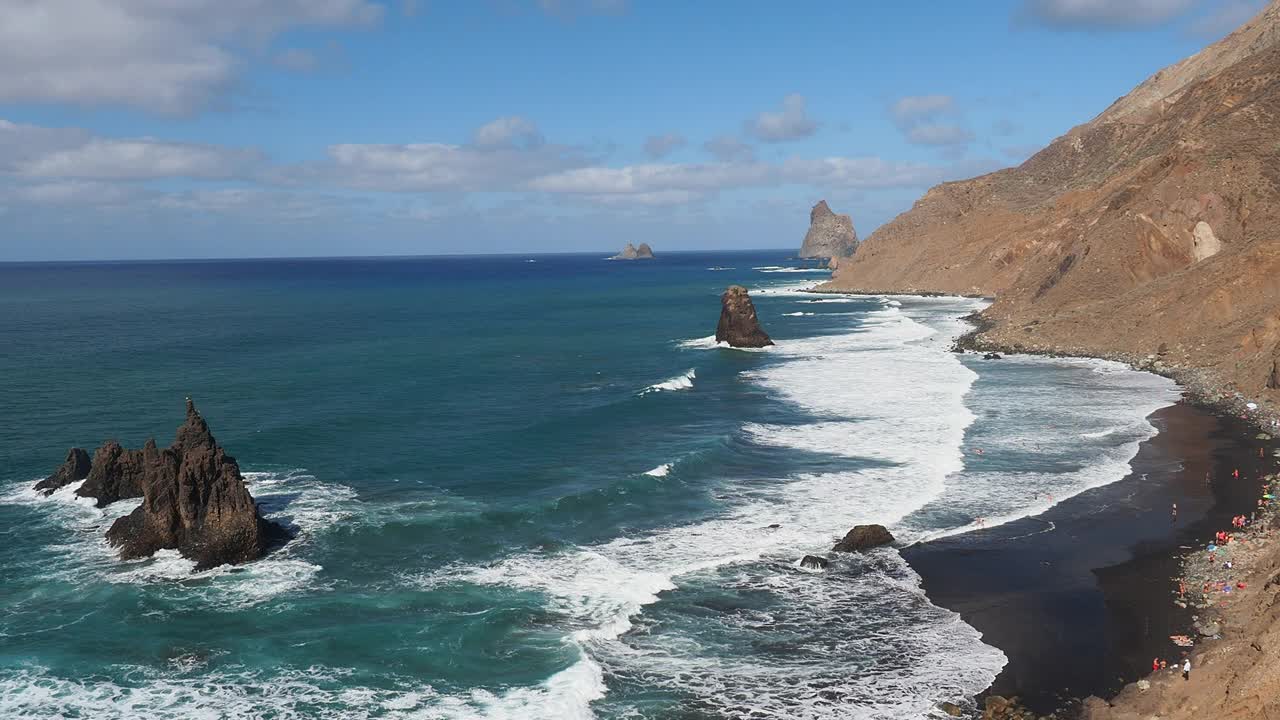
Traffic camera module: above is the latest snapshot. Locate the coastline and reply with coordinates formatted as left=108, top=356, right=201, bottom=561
left=904, top=402, right=1273, bottom=714
left=812, top=285, right=1280, bottom=717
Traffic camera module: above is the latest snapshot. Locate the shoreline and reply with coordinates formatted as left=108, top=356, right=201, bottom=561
left=904, top=401, right=1274, bottom=715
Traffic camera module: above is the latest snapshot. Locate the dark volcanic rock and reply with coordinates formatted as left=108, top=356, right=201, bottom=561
left=983, top=352, right=1003, bottom=360
left=800, top=555, right=830, bottom=570
left=105, top=399, right=283, bottom=571
left=34, top=448, right=92, bottom=495
left=76, top=440, right=152, bottom=507
left=832, top=524, right=894, bottom=552
left=715, top=285, right=773, bottom=348
left=799, top=200, right=859, bottom=259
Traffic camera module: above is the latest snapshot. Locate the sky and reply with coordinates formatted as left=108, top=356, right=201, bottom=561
left=0, top=0, right=1268, bottom=260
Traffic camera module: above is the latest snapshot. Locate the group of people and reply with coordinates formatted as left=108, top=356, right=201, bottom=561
left=1151, top=657, right=1192, bottom=681
left=1231, top=514, right=1249, bottom=529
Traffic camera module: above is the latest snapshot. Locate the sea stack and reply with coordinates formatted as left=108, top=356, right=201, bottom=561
left=832, top=524, right=894, bottom=552
left=33, top=448, right=92, bottom=495
left=716, top=285, right=773, bottom=348
left=104, top=399, right=284, bottom=571
left=611, top=242, right=655, bottom=260
left=75, top=440, right=152, bottom=507
left=799, top=200, right=859, bottom=259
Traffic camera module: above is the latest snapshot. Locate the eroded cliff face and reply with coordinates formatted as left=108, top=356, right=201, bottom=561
left=822, top=1, right=1280, bottom=404
left=800, top=200, right=859, bottom=259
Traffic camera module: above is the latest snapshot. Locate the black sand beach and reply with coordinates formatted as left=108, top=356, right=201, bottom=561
left=905, top=401, right=1272, bottom=712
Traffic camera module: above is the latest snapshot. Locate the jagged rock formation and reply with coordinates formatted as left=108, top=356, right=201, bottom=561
left=101, top=400, right=283, bottom=571
left=76, top=441, right=150, bottom=507
left=715, top=285, right=773, bottom=348
left=832, top=524, right=894, bottom=552
left=34, top=448, right=91, bottom=495
left=822, top=1, right=1280, bottom=406
left=800, top=200, right=859, bottom=259
left=611, top=242, right=655, bottom=260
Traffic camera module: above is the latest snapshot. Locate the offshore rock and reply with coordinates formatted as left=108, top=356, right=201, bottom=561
left=715, top=285, right=773, bottom=348
left=832, top=524, right=894, bottom=552
left=611, top=242, right=656, bottom=260
left=76, top=440, right=152, bottom=507
left=799, top=200, right=859, bottom=259
left=105, top=399, right=284, bottom=571
left=34, top=448, right=92, bottom=495
left=800, top=555, right=830, bottom=570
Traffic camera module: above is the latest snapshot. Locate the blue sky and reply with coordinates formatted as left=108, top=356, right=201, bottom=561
left=0, top=0, right=1266, bottom=260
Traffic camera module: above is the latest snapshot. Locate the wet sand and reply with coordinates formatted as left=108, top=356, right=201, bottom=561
left=903, top=401, right=1268, bottom=713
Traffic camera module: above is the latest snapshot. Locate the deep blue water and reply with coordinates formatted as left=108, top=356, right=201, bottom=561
left=0, top=252, right=1179, bottom=719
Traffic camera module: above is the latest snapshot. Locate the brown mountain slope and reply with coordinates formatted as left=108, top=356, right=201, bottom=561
left=822, top=1, right=1280, bottom=406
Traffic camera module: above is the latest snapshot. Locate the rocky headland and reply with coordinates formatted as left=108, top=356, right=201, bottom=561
left=38, top=400, right=285, bottom=571
left=799, top=200, right=859, bottom=260
left=820, top=1, right=1280, bottom=422
left=715, top=285, right=773, bottom=348
left=611, top=242, right=655, bottom=260
left=810, top=3, right=1280, bottom=718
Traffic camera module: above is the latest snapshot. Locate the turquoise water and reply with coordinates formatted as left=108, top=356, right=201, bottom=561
left=0, top=253, right=1179, bottom=718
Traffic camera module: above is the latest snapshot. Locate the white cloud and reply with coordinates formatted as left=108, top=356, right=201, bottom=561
left=888, top=95, right=973, bottom=147
left=473, top=116, right=544, bottom=149
left=1019, top=0, right=1196, bottom=28
left=748, top=94, right=818, bottom=142
left=643, top=133, right=686, bottom=159
left=323, top=140, right=586, bottom=191
left=274, top=48, right=319, bottom=72
left=890, top=95, right=955, bottom=123
left=0, top=0, right=383, bottom=114
left=0, top=118, right=261, bottom=180
left=703, top=135, right=756, bottom=163
left=780, top=157, right=948, bottom=189
left=527, top=162, right=772, bottom=194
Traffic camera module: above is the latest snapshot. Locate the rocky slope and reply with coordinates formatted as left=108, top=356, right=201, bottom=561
left=822, top=1, right=1280, bottom=410
left=799, top=200, right=859, bottom=259
left=105, top=400, right=284, bottom=570
left=33, top=447, right=91, bottom=495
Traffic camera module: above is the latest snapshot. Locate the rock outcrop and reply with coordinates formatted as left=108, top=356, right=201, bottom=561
left=715, top=285, right=773, bottom=348
left=821, top=1, right=1280, bottom=406
left=76, top=441, right=151, bottom=507
left=103, top=400, right=283, bottom=571
left=34, top=448, right=91, bottom=495
left=799, top=200, right=859, bottom=259
left=611, top=242, right=655, bottom=260
left=800, top=555, right=830, bottom=570
left=832, top=524, right=894, bottom=552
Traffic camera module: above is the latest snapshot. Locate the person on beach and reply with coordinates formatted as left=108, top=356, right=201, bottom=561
left=1160, top=659, right=1167, bottom=670
left=1172, top=503, right=1178, bottom=522
left=1183, top=658, right=1191, bottom=681
left=1152, top=658, right=1160, bottom=672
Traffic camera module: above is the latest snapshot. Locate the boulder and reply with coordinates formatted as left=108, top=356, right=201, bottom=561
left=799, top=555, right=830, bottom=570
left=983, top=352, right=1003, bottom=360
left=104, top=399, right=284, bottom=571
left=715, top=285, right=773, bottom=348
left=939, top=701, right=964, bottom=717
left=76, top=440, right=152, bottom=507
left=832, top=524, right=894, bottom=552
left=34, top=447, right=92, bottom=495
left=799, top=200, right=859, bottom=259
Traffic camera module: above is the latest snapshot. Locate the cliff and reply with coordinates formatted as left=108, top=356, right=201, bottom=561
left=799, top=200, right=859, bottom=259
left=821, top=1, right=1280, bottom=408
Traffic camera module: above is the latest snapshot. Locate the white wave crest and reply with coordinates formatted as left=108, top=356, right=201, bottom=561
left=643, top=464, right=671, bottom=477
left=641, top=368, right=695, bottom=394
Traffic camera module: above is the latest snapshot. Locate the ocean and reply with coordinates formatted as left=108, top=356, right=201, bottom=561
left=0, top=252, right=1180, bottom=719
